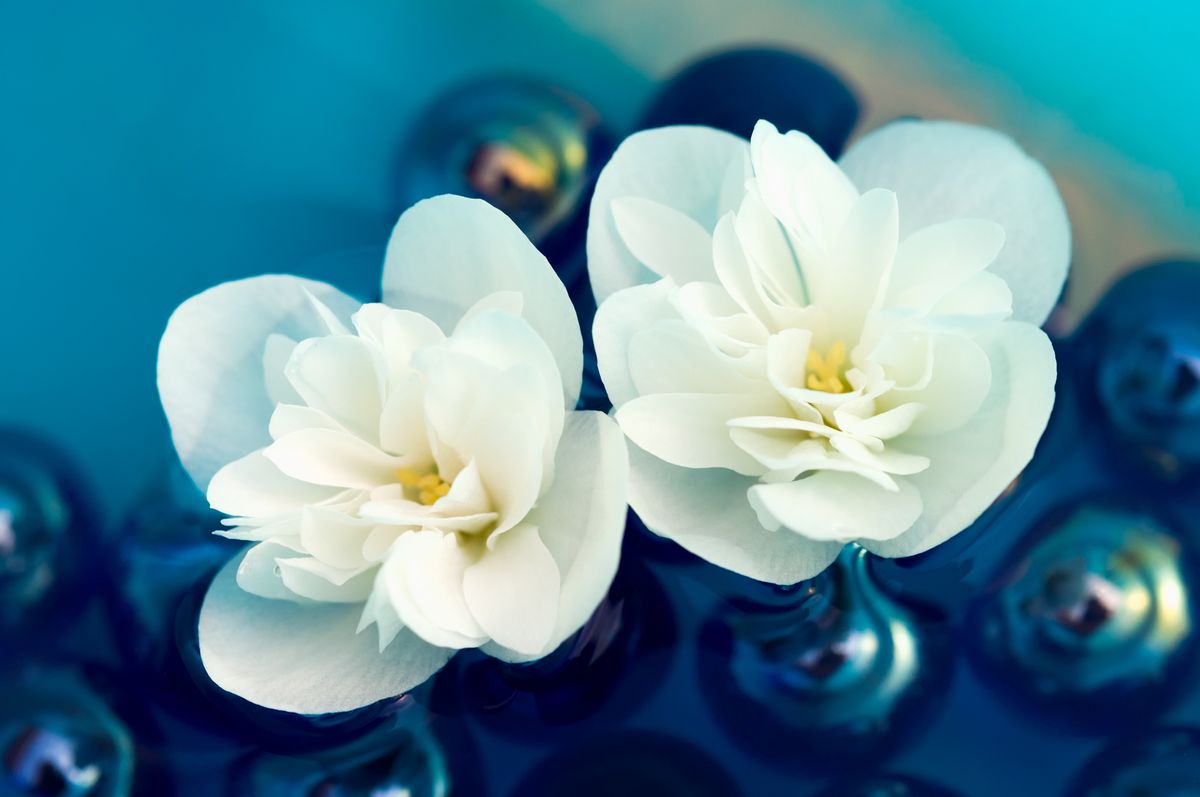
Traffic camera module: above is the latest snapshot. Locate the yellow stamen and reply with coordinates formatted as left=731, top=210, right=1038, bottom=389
left=805, top=340, right=849, bottom=393
left=395, top=468, right=422, bottom=487
left=396, top=468, right=452, bottom=506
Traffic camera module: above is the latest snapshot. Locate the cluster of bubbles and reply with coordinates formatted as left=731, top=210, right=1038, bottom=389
left=4, top=46, right=1200, bottom=796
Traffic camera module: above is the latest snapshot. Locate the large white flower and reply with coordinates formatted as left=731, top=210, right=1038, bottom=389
left=589, top=120, right=1070, bottom=585
left=158, top=196, right=627, bottom=714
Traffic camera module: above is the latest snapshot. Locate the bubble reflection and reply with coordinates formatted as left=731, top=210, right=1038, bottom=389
left=966, top=502, right=1196, bottom=730
left=395, top=77, right=611, bottom=267
left=698, top=546, right=952, bottom=769
left=0, top=674, right=133, bottom=797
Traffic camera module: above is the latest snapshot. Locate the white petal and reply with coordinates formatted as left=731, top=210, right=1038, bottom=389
left=611, top=197, right=715, bottom=284
left=729, top=429, right=900, bottom=490
left=928, top=271, right=1013, bottom=322
left=592, top=280, right=678, bottom=407
left=268, top=404, right=345, bottom=440
left=380, top=529, right=488, bottom=649
left=864, top=322, right=1056, bottom=557
left=208, top=449, right=339, bottom=518
left=360, top=503, right=498, bottom=534
left=381, top=195, right=581, bottom=405
left=887, top=219, right=1006, bottom=311
left=731, top=188, right=808, bottom=308
left=627, top=319, right=760, bottom=397
left=417, top=351, right=546, bottom=535
left=749, top=120, right=859, bottom=252
left=835, top=402, right=923, bottom=440
left=765, top=327, right=813, bottom=393
left=449, top=308, right=566, bottom=469
left=672, top=281, right=770, bottom=355
left=513, top=410, right=628, bottom=661
left=823, top=188, right=899, bottom=334
left=628, top=446, right=842, bottom=585
left=265, top=428, right=402, bottom=489
left=277, top=557, right=375, bottom=603
left=158, top=275, right=360, bottom=489
left=828, top=435, right=931, bottom=476
left=469, top=406, right=544, bottom=541
left=839, top=120, right=1070, bottom=325
left=362, top=526, right=400, bottom=563
left=352, top=304, right=446, bottom=379
left=463, top=522, right=560, bottom=656
left=236, top=538, right=307, bottom=601
left=617, top=392, right=789, bottom=476
left=263, top=334, right=300, bottom=405
left=712, top=212, right=774, bottom=326
left=454, top=290, right=525, bottom=333
left=360, top=461, right=497, bottom=533
left=588, top=126, right=749, bottom=302
left=377, top=372, right=433, bottom=466
left=198, top=550, right=452, bottom=714
left=285, top=335, right=386, bottom=441
left=299, top=507, right=373, bottom=570
left=748, top=470, right=923, bottom=542
left=887, top=332, right=992, bottom=436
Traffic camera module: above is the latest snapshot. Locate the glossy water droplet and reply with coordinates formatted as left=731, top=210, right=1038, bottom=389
left=697, top=546, right=952, bottom=769
left=0, top=430, right=95, bottom=649
left=0, top=674, right=133, bottom=797
left=509, top=730, right=739, bottom=797
left=966, top=501, right=1197, bottom=730
left=1065, top=726, right=1200, bottom=796
left=445, top=561, right=675, bottom=738
left=395, top=78, right=611, bottom=268
left=1076, top=261, right=1200, bottom=479
left=638, top=47, right=859, bottom=156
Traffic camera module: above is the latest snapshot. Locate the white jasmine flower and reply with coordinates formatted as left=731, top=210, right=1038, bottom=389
left=158, top=196, right=627, bottom=714
left=589, top=120, right=1070, bottom=585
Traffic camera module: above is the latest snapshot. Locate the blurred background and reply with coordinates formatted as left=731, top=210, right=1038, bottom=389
left=3, top=1, right=1200, bottom=795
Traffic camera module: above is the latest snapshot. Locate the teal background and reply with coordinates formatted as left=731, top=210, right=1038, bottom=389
left=895, top=0, right=1200, bottom=205
left=4, top=0, right=1199, bottom=522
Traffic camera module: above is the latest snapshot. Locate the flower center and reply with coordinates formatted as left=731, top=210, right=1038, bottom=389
left=806, top=340, right=850, bottom=393
left=395, top=468, right=452, bottom=506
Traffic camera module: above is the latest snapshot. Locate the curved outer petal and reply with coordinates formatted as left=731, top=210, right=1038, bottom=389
left=158, top=275, right=361, bottom=490
left=617, top=392, right=788, bottom=476
left=592, top=280, right=678, bottom=408
left=381, top=195, right=581, bottom=407
left=838, top=120, right=1070, bottom=326
left=627, top=445, right=842, bottom=586
left=448, top=309, right=566, bottom=475
left=487, top=410, right=629, bottom=663
left=862, top=322, right=1056, bottom=558
left=198, top=551, right=453, bottom=715
left=587, top=126, right=749, bottom=303
left=748, top=470, right=923, bottom=543
left=378, top=529, right=489, bottom=650
left=463, top=522, right=560, bottom=656
left=208, top=449, right=340, bottom=518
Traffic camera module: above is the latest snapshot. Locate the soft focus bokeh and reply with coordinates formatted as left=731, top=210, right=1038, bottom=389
left=3, top=2, right=1200, bottom=796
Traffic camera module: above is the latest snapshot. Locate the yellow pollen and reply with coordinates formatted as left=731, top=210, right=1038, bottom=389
left=806, top=340, right=850, bottom=393
left=395, top=468, right=452, bottom=506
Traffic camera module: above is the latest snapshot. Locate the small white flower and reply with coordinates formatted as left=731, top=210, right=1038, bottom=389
left=589, top=120, right=1070, bottom=585
left=158, top=196, right=628, bottom=714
